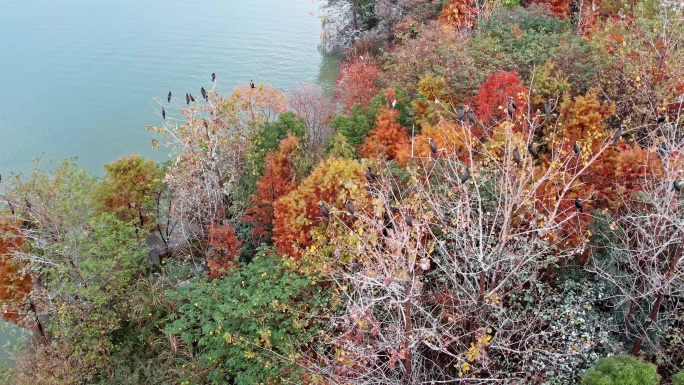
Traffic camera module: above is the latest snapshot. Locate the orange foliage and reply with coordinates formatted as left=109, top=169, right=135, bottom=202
left=242, top=135, right=301, bottom=244
left=396, top=121, right=470, bottom=165
left=0, top=222, right=31, bottom=324
left=334, top=58, right=383, bottom=113
left=273, top=158, right=365, bottom=260
left=468, top=71, right=529, bottom=128
left=439, top=0, right=476, bottom=28
left=534, top=178, right=593, bottom=260
left=206, top=225, right=242, bottom=279
left=359, top=108, right=410, bottom=161
left=553, top=89, right=615, bottom=157
left=588, top=144, right=664, bottom=211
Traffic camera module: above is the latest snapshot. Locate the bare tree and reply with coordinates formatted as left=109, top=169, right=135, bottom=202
left=289, top=83, right=335, bottom=157
left=589, top=118, right=684, bottom=371
left=304, top=96, right=618, bottom=383
left=149, top=83, right=286, bottom=248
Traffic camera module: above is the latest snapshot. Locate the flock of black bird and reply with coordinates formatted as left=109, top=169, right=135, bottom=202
left=161, top=72, right=226, bottom=120
left=0, top=88, right=677, bottom=230
left=315, top=96, right=680, bottom=222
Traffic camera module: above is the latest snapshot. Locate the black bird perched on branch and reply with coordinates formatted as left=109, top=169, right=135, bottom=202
left=459, top=166, right=470, bottom=183
left=507, top=97, right=517, bottom=119
left=613, top=124, right=622, bottom=146
left=24, top=197, right=31, bottom=211
left=250, top=80, right=255, bottom=89
left=201, top=87, right=208, bottom=101
left=429, top=137, right=438, bottom=159
left=513, top=147, right=522, bottom=165
left=457, top=106, right=465, bottom=123
left=466, top=106, right=476, bottom=124
left=405, top=212, right=413, bottom=228
left=657, top=114, right=666, bottom=124
left=544, top=99, right=552, bottom=119
left=162, top=107, right=166, bottom=120
left=6, top=200, right=14, bottom=216
left=508, top=96, right=517, bottom=110
left=528, top=143, right=538, bottom=159
left=674, top=180, right=681, bottom=192
left=319, top=202, right=330, bottom=219
left=575, top=198, right=583, bottom=213
left=189, top=94, right=195, bottom=103
left=346, top=199, right=355, bottom=218
left=573, top=142, right=581, bottom=155
left=167, top=91, right=172, bottom=103
left=366, top=167, right=377, bottom=182
left=212, top=72, right=216, bottom=82
left=185, top=93, right=190, bottom=105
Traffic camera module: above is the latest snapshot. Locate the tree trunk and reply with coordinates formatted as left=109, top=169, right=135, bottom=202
left=631, top=246, right=682, bottom=355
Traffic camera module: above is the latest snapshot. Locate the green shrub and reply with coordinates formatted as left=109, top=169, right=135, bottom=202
left=167, top=249, right=334, bottom=384
left=673, top=371, right=684, bottom=385
left=581, top=356, right=660, bottom=385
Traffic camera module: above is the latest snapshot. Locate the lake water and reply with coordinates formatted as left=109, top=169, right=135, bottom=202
left=0, top=0, right=335, bottom=176
left=0, top=0, right=334, bottom=364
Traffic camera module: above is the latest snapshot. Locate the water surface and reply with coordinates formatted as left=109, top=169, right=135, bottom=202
left=0, top=0, right=330, bottom=176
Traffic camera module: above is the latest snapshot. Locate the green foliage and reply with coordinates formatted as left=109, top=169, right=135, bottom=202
left=674, top=371, right=684, bottom=385
left=331, top=104, right=373, bottom=150
left=328, top=132, right=357, bottom=159
left=244, top=112, right=307, bottom=194
left=167, top=249, right=333, bottom=384
left=96, top=155, right=164, bottom=230
left=470, top=6, right=596, bottom=92
left=581, top=356, right=660, bottom=385
left=332, top=89, right=414, bottom=153
left=16, top=213, right=148, bottom=384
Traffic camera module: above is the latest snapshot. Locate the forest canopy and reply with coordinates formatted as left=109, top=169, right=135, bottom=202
left=1, top=0, right=684, bottom=384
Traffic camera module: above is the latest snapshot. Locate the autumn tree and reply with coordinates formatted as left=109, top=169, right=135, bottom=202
left=206, top=225, right=242, bottom=279
left=589, top=1, right=684, bottom=140
left=0, top=221, right=31, bottom=325
left=359, top=107, right=410, bottom=161
left=272, top=157, right=366, bottom=261
left=468, top=70, right=529, bottom=126
left=96, top=155, right=163, bottom=232
left=288, top=83, right=334, bottom=155
left=242, top=135, right=302, bottom=245
left=305, top=113, right=616, bottom=383
left=149, top=83, right=287, bottom=245
left=334, top=57, right=382, bottom=112
left=439, top=0, right=476, bottom=28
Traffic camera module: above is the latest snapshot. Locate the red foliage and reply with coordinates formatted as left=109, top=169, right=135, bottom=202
left=526, top=0, right=572, bottom=18
left=0, top=222, right=32, bottom=324
left=206, top=225, right=242, bottom=279
left=359, top=108, right=410, bottom=161
left=334, top=58, right=382, bottom=113
left=242, top=136, right=300, bottom=244
left=587, top=144, right=664, bottom=212
left=468, top=71, right=529, bottom=128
